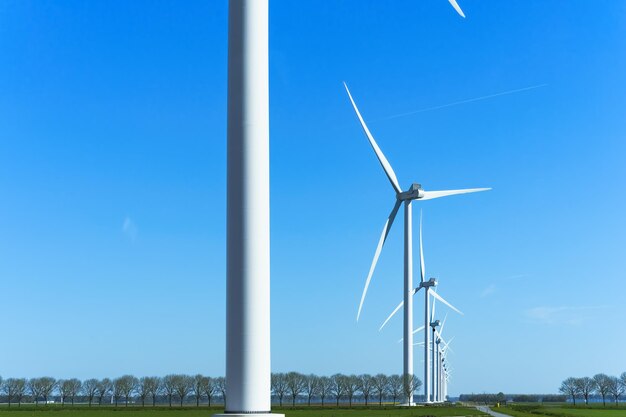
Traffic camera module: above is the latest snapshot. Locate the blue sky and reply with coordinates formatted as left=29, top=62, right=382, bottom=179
left=1, top=0, right=626, bottom=395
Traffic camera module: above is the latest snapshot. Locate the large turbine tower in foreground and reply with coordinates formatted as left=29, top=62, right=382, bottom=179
left=218, top=2, right=281, bottom=417
left=219, top=0, right=468, bottom=413
left=345, top=84, right=488, bottom=404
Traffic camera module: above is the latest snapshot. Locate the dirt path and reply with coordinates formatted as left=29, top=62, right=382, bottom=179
left=476, top=405, right=511, bottom=417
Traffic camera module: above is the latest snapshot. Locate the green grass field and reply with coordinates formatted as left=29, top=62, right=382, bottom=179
left=492, top=404, right=626, bottom=417
left=0, top=405, right=487, bottom=417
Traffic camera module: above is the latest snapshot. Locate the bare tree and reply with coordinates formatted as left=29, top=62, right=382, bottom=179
left=593, top=374, right=611, bottom=406
left=13, top=379, right=26, bottom=407
left=67, top=379, right=81, bottom=405
left=303, top=374, right=320, bottom=406
left=574, top=377, right=594, bottom=405
left=137, top=377, right=152, bottom=407
left=58, top=379, right=81, bottom=405
left=343, top=375, right=359, bottom=407
left=144, top=376, right=161, bottom=406
left=114, top=375, right=138, bottom=406
left=173, top=375, right=193, bottom=406
left=607, top=376, right=625, bottom=406
left=200, top=376, right=217, bottom=407
left=330, top=373, right=345, bottom=406
left=215, top=377, right=226, bottom=404
left=0, top=378, right=8, bottom=406
left=559, top=377, right=579, bottom=405
left=3, top=378, right=26, bottom=407
left=358, top=374, right=374, bottom=406
left=192, top=374, right=205, bottom=407
left=286, top=372, right=307, bottom=406
left=28, top=377, right=56, bottom=406
left=387, top=374, right=403, bottom=404
left=162, top=375, right=177, bottom=407
left=271, top=373, right=288, bottom=406
left=373, top=374, right=388, bottom=406
left=82, top=379, right=98, bottom=406
left=0, top=378, right=7, bottom=406
left=318, top=376, right=332, bottom=407
left=402, top=374, right=421, bottom=405
left=40, top=377, right=56, bottom=404
left=96, top=378, right=112, bottom=406
left=28, top=378, right=41, bottom=406
left=113, top=377, right=123, bottom=406
left=59, top=379, right=70, bottom=405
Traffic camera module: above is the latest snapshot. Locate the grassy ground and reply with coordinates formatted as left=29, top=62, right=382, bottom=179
left=492, top=404, right=626, bottom=417
left=0, top=405, right=487, bottom=417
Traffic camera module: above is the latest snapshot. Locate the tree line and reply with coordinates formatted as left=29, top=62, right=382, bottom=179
left=459, top=393, right=567, bottom=403
left=0, top=375, right=225, bottom=407
left=559, top=373, right=626, bottom=406
left=0, top=373, right=423, bottom=407
left=270, top=372, right=422, bottom=406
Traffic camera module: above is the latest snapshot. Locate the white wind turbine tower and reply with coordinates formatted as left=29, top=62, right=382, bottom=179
left=220, top=0, right=467, bottom=415
left=345, top=84, right=488, bottom=405
left=218, top=2, right=280, bottom=417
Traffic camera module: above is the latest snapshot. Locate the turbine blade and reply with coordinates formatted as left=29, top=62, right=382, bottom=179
left=401, top=324, right=427, bottom=342
left=344, top=83, right=402, bottom=194
left=358, top=200, right=402, bottom=321
left=430, top=290, right=464, bottom=315
left=419, top=210, right=425, bottom=283
left=448, top=0, right=466, bottom=18
left=379, top=299, right=403, bottom=331
left=420, top=187, right=491, bottom=201
left=412, top=325, right=425, bottom=335
left=443, top=336, right=455, bottom=354
left=381, top=287, right=422, bottom=331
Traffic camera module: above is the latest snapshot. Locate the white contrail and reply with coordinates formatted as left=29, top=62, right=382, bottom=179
left=375, top=83, right=548, bottom=122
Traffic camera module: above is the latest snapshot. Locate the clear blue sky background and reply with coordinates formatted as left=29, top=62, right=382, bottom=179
left=1, top=0, right=625, bottom=396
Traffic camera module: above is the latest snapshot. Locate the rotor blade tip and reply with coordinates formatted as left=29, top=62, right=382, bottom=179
left=448, top=0, right=466, bottom=18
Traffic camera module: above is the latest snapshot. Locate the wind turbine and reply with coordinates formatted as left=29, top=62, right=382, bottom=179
left=438, top=335, right=454, bottom=401
left=428, top=300, right=440, bottom=403
left=345, top=84, right=488, bottom=405
left=378, top=211, right=464, bottom=403
left=432, top=311, right=450, bottom=403
left=220, top=0, right=466, bottom=415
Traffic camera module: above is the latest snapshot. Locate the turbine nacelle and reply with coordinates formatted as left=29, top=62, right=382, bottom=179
left=398, top=183, right=425, bottom=201
left=418, top=277, right=438, bottom=291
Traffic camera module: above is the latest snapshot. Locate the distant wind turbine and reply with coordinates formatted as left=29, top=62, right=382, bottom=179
left=345, top=83, right=488, bottom=404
